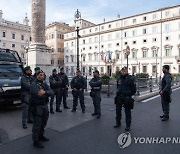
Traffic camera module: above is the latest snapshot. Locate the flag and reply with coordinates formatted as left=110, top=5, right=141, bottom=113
left=108, top=51, right=111, bottom=61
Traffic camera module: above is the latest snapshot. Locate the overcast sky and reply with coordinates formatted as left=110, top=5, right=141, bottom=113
left=0, top=0, right=179, bottom=26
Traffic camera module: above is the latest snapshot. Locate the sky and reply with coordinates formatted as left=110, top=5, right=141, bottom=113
left=0, top=0, right=179, bottom=26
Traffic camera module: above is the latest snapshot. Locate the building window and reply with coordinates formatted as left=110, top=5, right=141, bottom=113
left=89, top=46, right=92, bottom=50
left=152, top=66, right=156, bottom=74
left=58, top=48, right=61, bottom=52
left=83, top=48, right=85, bottom=50
left=124, top=20, right=128, bottom=26
left=58, top=59, right=60, bottom=65
left=52, top=34, right=54, bottom=39
left=89, top=29, right=91, bottom=32
left=132, top=66, right=136, bottom=74
left=143, top=16, right=147, bottom=21
left=165, top=48, right=170, bottom=57
left=83, top=55, right=86, bottom=61
left=21, top=53, right=25, bottom=59
left=116, top=43, right=120, bottom=46
left=101, top=36, right=104, bottom=41
left=89, top=54, right=92, bottom=61
left=94, top=54, right=98, bottom=61
left=21, top=45, right=24, bottom=49
left=132, top=51, right=137, bottom=58
left=21, top=35, right=24, bottom=40
left=2, top=32, right=6, bottom=37
left=108, top=44, right=112, bottom=48
left=132, top=30, right=136, bottom=36
left=116, top=53, right=120, bottom=59
left=108, top=34, right=112, bottom=40
left=101, top=45, right=104, bottom=48
left=89, top=38, right=92, bottom=43
left=89, top=67, right=92, bottom=75
left=51, top=59, right=54, bottom=65
left=133, top=18, right=136, bottom=23
left=152, top=26, right=157, bottom=33
left=66, top=56, right=69, bottom=62
left=143, top=28, right=147, bottom=34
left=152, top=14, right=157, bottom=19
left=71, top=42, right=74, bottom=46
left=95, top=37, right=98, bottom=42
left=70, top=55, right=74, bottom=62
left=142, top=50, right=147, bottom=58
left=142, top=66, right=147, bottom=73
left=83, top=39, right=85, bottom=44
left=165, top=11, right=170, bottom=17
left=12, top=44, right=15, bottom=48
left=101, top=67, right=104, bottom=73
left=71, top=66, right=74, bottom=76
left=165, top=24, right=170, bottom=31
left=95, top=46, right=98, bottom=49
left=29, top=37, right=32, bottom=42
left=2, top=42, right=6, bottom=47
left=124, top=42, right=128, bottom=45
left=152, top=38, right=157, bottom=42
left=116, top=32, right=120, bottom=39
left=133, top=41, right=136, bottom=44
left=108, top=24, right=111, bottom=28
left=101, top=26, right=104, bottom=30
left=12, top=33, right=15, bottom=39
left=152, top=49, right=157, bottom=57
left=124, top=32, right=127, bottom=37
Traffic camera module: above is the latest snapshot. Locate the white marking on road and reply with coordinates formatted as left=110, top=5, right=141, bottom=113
left=142, top=86, right=180, bottom=102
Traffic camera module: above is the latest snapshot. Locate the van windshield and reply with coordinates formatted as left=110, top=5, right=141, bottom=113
left=0, top=64, right=22, bottom=73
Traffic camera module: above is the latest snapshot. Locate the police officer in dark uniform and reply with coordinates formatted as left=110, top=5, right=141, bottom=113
left=33, top=67, right=41, bottom=80
left=21, top=66, right=34, bottom=129
left=58, top=67, right=70, bottom=109
left=159, top=65, right=172, bottom=121
left=114, top=67, right=136, bottom=131
left=89, top=70, right=102, bottom=118
left=71, top=70, right=87, bottom=113
left=49, top=69, right=62, bottom=114
left=30, top=70, right=53, bottom=148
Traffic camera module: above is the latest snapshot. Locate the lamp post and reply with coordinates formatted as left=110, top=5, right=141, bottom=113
left=24, top=40, right=29, bottom=66
left=74, top=9, right=81, bottom=71
left=155, top=52, right=158, bottom=83
left=126, top=45, right=130, bottom=69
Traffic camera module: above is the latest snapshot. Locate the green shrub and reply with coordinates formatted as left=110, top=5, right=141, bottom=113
left=101, top=74, right=110, bottom=85
left=135, top=73, right=149, bottom=79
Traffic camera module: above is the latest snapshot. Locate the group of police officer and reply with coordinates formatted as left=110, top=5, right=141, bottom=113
left=20, top=64, right=172, bottom=148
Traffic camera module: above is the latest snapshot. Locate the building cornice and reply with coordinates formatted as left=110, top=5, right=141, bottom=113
left=65, top=15, right=180, bottom=41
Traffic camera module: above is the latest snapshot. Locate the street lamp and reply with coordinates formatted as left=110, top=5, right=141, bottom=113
left=74, top=9, right=81, bottom=71
left=125, top=45, right=130, bottom=69
left=24, top=40, right=29, bottom=66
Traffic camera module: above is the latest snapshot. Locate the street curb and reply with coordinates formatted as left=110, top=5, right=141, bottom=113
left=133, top=84, right=180, bottom=102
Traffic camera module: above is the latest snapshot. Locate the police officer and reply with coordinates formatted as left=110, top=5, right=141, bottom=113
left=49, top=69, right=62, bottom=113
left=21, top=66, right=34, bottom=129
left=89, top=70, right=102, bottom=119
left=159, top=65, right=172, bottom=121
left=71, top=70, right=87, bottom=113
left=30, top=70, right=53, bottom=148
left=114, top=67, right=136, bottom=131
left=58, top=67, right=70, bottom=109
left=33, top=67, right=40, bottom=80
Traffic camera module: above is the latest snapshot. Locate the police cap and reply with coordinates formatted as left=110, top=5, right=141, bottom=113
left=24, top=66, right=31, bottom=71
left=121, top=66, right=128, bottom=71
left=36, top=70, right=44, bottom=75
left=93, top=70, right=99, bottom=74
left=60, top=67, right=64, bottom=71
left=52, top=68, right=57, bottom=72
left=163, top=65, right=169, bottom=70
left=34, top=67, right=40, bottom=71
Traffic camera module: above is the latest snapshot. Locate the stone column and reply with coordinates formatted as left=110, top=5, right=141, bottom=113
left=28, top=0, right=52, bottom=77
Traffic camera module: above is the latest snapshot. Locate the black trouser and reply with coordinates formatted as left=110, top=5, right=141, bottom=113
left=50, top=89, right=60, bottom=111
left=161, top=95, right=171, bottom=117
left=115, top=97, right=131, bottom=127
left=60, top=88, right=68, bottom=107
left=32, top=104, right=49, bottom=141
left=91, top=91, right=101, bottom=116
left=72, top=90, right=85, bottom=111
left=22, top=95, right=33, bottom=125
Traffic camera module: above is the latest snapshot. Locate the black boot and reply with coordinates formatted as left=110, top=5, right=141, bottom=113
left=125, top=126, right=130, bottom=131
left=33, top=141, right=44, bottom=148
left=160, top=115, right=164, bottom=118
left=64, top=106, right=70, bottom=109
left=114, top=122, right=121, bottom=128
left=39, top=136, right=49, bottom=142
left=56, top=108, right=62, bottom=112
left=161, top=115, right=169, bottom=121
left=22, top=124, right=27, bottom=129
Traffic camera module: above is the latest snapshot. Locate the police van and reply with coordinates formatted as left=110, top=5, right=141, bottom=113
left=0, top=48, right=23, bottom=106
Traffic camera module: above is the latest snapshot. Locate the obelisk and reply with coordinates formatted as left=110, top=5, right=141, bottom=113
left=28, top=0, right=52, bottom=76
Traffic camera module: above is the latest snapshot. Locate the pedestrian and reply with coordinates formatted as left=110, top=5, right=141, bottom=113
left=89, top=70, right=102, bottom=119
left=70, top=70, right=87, bottom=113
left=159, top=65, right=172, bottom=121
left=58, top=67, right=70, bottom=109
left=30, top=70, right=53, bottom=148
left=114, top=67, right=136, bottom=131
left=21, top=66, right=34, bottom=129
left=49, top=68, right=62, bottom=113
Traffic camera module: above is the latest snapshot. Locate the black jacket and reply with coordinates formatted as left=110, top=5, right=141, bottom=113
left=49, top=74, right=62, bottom=89
left=71, top=76, right=87, bottom=90
left=116, top=74, right=136, bottom=96
left=58, top=73, right=69, bottom=88
left=30, top=79, right=53, bottom=105
left=89, top=76, right=102, bottom=91
left=21, top=74, right=34, bottom=96
left=161, top=72, right=172, bottom=94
